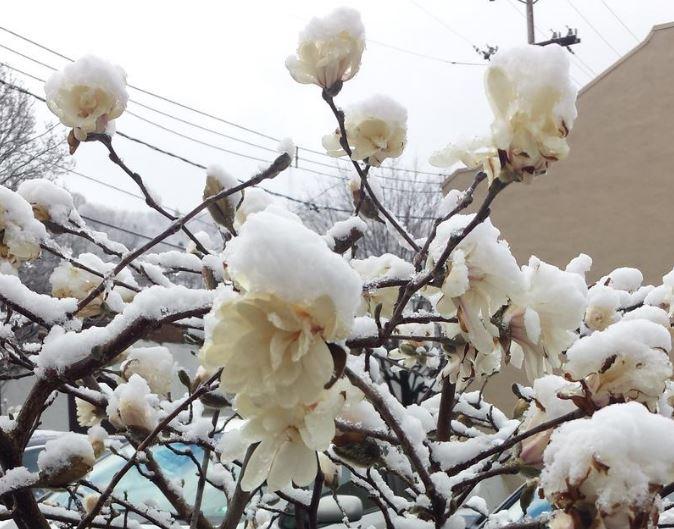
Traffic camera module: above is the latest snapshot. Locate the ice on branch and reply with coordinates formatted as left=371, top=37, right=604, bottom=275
left=45, top=55, right=128, bottom=141
left=17, top=178, right=83, bottom=226
left=352, top=253, right=414, bottom=317
left=219, top=387, right=345, bottom=491
left=564, top=318, right=672, bottom=408
left=323, top=95, right=407, bottom=167
left=541, top=402, right=674, bottom=529
left=50, top=252, right=137, bottom=317
left=504, top=256, right=587, bottom=380
left=485, top=45, right=577, bottom=182
left=285, top=7, right=365, bottom=91
left=0, top=186, right=47, bottom=269
left=430, top=214, right=522, bottom=355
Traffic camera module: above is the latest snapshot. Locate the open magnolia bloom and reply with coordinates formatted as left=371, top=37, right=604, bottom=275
left=218, top=388, right=345, bottom=491
left=564, top=318, right=672, bottom=409
left=202, top=211, right=361, bottom=406
left=0, top=186, right=46, bottom=269
left=429, top=136, right=501, bottom=183
left=323, top=94, right=407, bottom=166
left=485, top=45, right=577, bottom=182
left=45, top=55, right=128, bottom=141
left=429, top=214, right=522, bottom=355
left=443, top=332, right=501, bottom=392
left=106, top=374, right=159, bottom=434
left=285, top=7, right=365, bottom=91
left=584, top=284, right=621, bottom=332
left=504, top=257, right=587, bottom=381
left=517, top=375, right=579, bottom=467
left=351, top=253, right=414, bottom=318
left=201, top=291, right=340, bottom=407
left=50, top=252, right=138, bottom=318
left=541, top=402, right=674, bottom=529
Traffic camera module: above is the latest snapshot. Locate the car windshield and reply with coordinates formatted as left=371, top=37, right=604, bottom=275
left=47, top=443, right=228, bottom=524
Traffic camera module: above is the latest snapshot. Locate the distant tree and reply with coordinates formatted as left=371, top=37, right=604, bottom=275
left=0, top=68, right=70, bottom=189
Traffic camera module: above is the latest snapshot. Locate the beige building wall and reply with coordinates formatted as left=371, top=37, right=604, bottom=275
left=442, top=22, right=674, bottom=410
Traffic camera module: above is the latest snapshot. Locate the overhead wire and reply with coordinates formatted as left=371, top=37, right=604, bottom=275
left=598, top=0, right=640, bottom=44
left=565, top=0, right=622, bottom=58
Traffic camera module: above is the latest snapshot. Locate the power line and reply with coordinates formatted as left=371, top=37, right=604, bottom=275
left=407, top=0, right=476, bottom=49
left=366, top=38, right=485, bottom=66
left=80, top=214, right=184, bottom=250
left=0, top=40, right=447, bottom=183
left=565, top=0, right=622, bottom=58
left=599, top=0, right=640, bottom=44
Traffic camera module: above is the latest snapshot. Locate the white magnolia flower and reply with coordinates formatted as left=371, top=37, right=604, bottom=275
left=17, top=178, right=83, bottom=226
left=351, top=253, right=414, bottom=318
left=584, top=284, right=620, bottom=332
left=429, top=136, right=501, bottom=183
left=121, top=346, right=175, bottom=395
left=323, top=95, right=407, bottom=167
left=645, top=267, right=674, bottom=317
left=106, top=374, right=159, bottom=433
left=541, top=402, right=674, bottom=529
left=50, top=252, right=137, bottom=317
left=485, top=45, right=577, bottom=182
left=504, top=257, right=587, bottom=380
left=219, top=388, right=345, bottom=491
left=201, top=291, right=339, bottom=407
left=564, top=318, right=672, bottom=408
left=45, top=55, right=128, bottom=140
left=75, top=398, right=103, bottom=428
left=0, top=186, right=46, bottom=267
left=429, top=214, right=522, bottom=355
left=443, top=335, right=501, bottom=391
left=518, top=375, right=579, bottom=467
left=285, top=7, right=365, bottom=91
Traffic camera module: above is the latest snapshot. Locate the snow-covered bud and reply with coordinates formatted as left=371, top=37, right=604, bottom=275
left=351, top=254, right=414, bottom=318
left=45, top=55, right=128, bottom=141
left=17, top=179, right=82, bottom=228
left=0, top=186, right=46, bottom=268
left=584, top=285, right=620, bottom=332
left=323, top=95, right=407, bottom=167
left=286, top=7, right=365, bottom=93
left=564, top=318, right=672, bottom=409
left=83, top=493, right=101, bottom=514
left=323, top=216, right=367, bottom=255
left=318, top=452, right=341, bottom=490
left=87, top=425, right=108, bottom=459
left=106, top=374, right=158, bottom=434
left=485, top=45, right=577, bottom=182
left=541, top=403, right=674, bottom=529
left=37, top=433, right=95, bottom=487
left=203, top=165, right=241, bottom=234
left=121, top=346, right=175, bottom=395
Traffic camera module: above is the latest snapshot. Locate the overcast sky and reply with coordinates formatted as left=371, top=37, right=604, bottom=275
left=2, top=0, right=674, bottom=218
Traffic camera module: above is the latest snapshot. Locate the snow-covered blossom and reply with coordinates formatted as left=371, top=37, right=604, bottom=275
left=584, top=284, right=620, bottom=332
left=429, top=214, right=522, bottom=355
left=50, top=252, right=137, bottom=317
left=430, top=136, right=500, bottom=183
left=485, top=45, right=577, bottom=182
left=351, top=253, right=414, bottom=317
left=202, top=212, right=361, bottom=407
left=219, top=388, right=345, bottom=491
left=121, top=346, right=175, bottom=395
left=443, top=333, right=501, bottom=391
left=45, top=55, right=128, bottom=140
left=565, top=253, right=592, bottom=279
left=17, top=179, right=82, bottom=226
left=87, top=425, right=108, bottom=458
left=323, top=95, right=407, bottom=167
left=645, top=267, right=674, bottom=317
left=76, top=397, right=104, bottom=427
left=203, top=164, right=242, bottom=232
left=504, top=257, right=587, bottom=380
left=518, top=375, right=579, bottom=467
left=541, top=402, right=674, bottom=529
left=564, top=318, right=672, bottom=408
left=37, top=432, right=95, bottom=486
left=0, top=186, right=46, bottom=268
left=285, top=7, right=365, bottom=91
left=234, top=188, right=274, bottom=228
left=106, top=374, right=159, bottom=433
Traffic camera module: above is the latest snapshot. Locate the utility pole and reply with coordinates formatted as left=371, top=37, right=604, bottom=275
left=525, top=0, right=535, bottom=44
left=482, top=0, right=580, bottom=59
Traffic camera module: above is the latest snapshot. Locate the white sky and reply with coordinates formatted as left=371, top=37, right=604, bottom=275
left=2, top=0, right=674, bottom=217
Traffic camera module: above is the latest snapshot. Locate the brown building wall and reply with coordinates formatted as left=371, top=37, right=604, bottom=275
left=442, top=23, right=674, bottom=410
